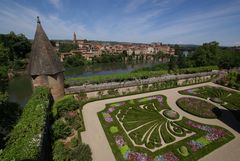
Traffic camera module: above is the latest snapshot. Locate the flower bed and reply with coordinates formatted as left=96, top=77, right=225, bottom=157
left=178, top=86, right=240, bottom=120
left=163, top=110, right=180, bottom=120
left=176, top=97, right=221, bottom=118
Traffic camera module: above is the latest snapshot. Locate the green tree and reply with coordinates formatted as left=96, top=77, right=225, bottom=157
left=64, top=54, right=86, bottom=67
left=0, top=32, right=31, bottom=59
left=52, top=119, right=71, bottom=140
left=168, top=55, right=178, bottom=71
left=59, top=43, right=78, bottom=52
left=218, top=49, right=240, bottom=69
left=189, top=41, right=221, bottom=67
left=0, top=44, right=10, bottom=91
left=177, top=53, right=186, bottom=68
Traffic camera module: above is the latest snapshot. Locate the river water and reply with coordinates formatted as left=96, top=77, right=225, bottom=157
left=8, top=62, right=159, bottom=107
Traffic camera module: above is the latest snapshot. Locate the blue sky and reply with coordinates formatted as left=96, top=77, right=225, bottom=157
left=0, top=0, right=240, bottom=46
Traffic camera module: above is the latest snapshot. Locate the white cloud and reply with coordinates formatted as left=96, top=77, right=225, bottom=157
left=49, top=0, right=61, bottom=9
left=125, top=0, right=147, bottom=13
left=0, top=2, right=90, bottom=40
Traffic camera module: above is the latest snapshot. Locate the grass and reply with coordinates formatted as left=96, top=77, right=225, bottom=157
left=97, top=95, right=234, bottom=161
left=176, top=97, right=221, bottom=118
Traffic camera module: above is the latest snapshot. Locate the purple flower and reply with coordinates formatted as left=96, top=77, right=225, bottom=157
left=115, top=135, right=125, bottom=147
left=108, top=107, right=115, bottom=113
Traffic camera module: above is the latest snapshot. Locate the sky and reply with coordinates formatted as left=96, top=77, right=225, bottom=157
left=0, top=0, right=240, bottom=46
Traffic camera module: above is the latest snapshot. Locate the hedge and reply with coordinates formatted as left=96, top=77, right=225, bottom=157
left=0, top=87, right=51, bottom=161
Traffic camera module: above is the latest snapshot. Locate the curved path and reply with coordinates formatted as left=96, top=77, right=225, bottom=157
left=81, top=82, right=240, bottom=161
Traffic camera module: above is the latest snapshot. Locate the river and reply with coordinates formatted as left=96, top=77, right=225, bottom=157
left=8, top=62, right=160, bottom=107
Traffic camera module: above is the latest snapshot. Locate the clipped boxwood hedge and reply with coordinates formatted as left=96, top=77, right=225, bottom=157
left=0, top=87, right=51, bottom=161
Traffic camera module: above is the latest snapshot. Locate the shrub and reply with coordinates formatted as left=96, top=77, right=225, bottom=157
left=177, top=146, right=189, bottom=156
left=107, top=89, right=119, bottom=96
left=110, top=126, right=119, bottom=134
left=53, top=141, right=70, bottom=161
left=0, top=87, right=50, bottom=161
left=65, top=113, right=82, bottom=130
left=52, top=119, right=71, bottom=140
left=70, top=143, right=92, bottom=161
left=53, top=95, right=79, bottom=118
left=78, top=92, right=87, bottom=100
left=70, top=137, right=79, bottom=148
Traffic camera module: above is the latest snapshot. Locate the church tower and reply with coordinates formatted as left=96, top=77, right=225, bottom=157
left=29, top=17, right=65, bottom=100
left=73, top=32, right=77, bottom=43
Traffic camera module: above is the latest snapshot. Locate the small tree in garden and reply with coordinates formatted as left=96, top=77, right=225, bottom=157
left=107, top=89, right=119, bottom=96
left=97, top=90, right=104, bottom=98
left=52, top=119, right=72, bottom=140
left=53, top=96, right=79, bottom=118
left=142, top=84, right=149, bottom=91
left=137, top=85, right=142, bottom=92
left=78, top=91, right=87, bottom=100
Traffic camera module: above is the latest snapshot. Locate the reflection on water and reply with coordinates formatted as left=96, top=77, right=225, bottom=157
left=8, top=62, right=160, bottom=107
left=8, top=75, right=33, bottom=107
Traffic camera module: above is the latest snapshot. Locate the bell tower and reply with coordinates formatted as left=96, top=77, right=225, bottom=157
left=73, top=32, right=77, bottom=43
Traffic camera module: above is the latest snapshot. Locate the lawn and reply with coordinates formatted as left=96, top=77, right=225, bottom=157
left=176, top=97, right=221, bottom=118
left=98, top=95, right=234, bottom=161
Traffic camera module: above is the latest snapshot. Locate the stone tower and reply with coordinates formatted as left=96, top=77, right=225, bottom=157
left=73, top=32, right=77, bottom=43
left=29, top=17, right=65, bottom=100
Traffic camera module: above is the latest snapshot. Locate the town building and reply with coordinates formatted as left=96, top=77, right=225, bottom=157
left=60, top=33, right=175, bottom=61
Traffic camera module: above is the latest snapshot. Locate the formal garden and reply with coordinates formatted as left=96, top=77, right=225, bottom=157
left=98, top=95, right=234, bottom=161
left=179, top=86, right=240, bottom=121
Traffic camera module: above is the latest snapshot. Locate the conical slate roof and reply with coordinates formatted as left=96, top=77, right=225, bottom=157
left=29, top=17, right=64, bottom=75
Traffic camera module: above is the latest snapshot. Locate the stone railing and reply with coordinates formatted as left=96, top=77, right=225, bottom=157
left=65, top=71, right=220, bottom=94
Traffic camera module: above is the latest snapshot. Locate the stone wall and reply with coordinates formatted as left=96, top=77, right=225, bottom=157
left=48, top=72, right=65, bottom=100
left=65, top=71, right=219, bottom=95
left=32, top=73, right=65, bottom=100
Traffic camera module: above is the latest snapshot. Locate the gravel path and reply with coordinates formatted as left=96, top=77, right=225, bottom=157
left=81, top=82, right=240, bottom=161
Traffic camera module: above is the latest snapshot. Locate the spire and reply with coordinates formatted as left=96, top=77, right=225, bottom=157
left=37, top=16, right=41, bottom=24
left=29, top=17, right=64, bottom=75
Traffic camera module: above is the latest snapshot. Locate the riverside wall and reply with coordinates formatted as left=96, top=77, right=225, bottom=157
left=65, top=71, right=220, bottom=95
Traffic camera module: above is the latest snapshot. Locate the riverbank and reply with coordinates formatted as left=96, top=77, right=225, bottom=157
left=65, top=66, right=218, bottom=86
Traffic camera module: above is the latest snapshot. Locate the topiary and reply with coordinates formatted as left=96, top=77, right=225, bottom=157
left=110, top=126, right=119, bottom=134
left=177, top=145, right=189, bottom=156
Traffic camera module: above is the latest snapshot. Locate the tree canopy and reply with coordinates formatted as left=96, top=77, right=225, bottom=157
left=0, top=32, right=31, bottom=59
left=174, top=41, right=240, bottom=70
